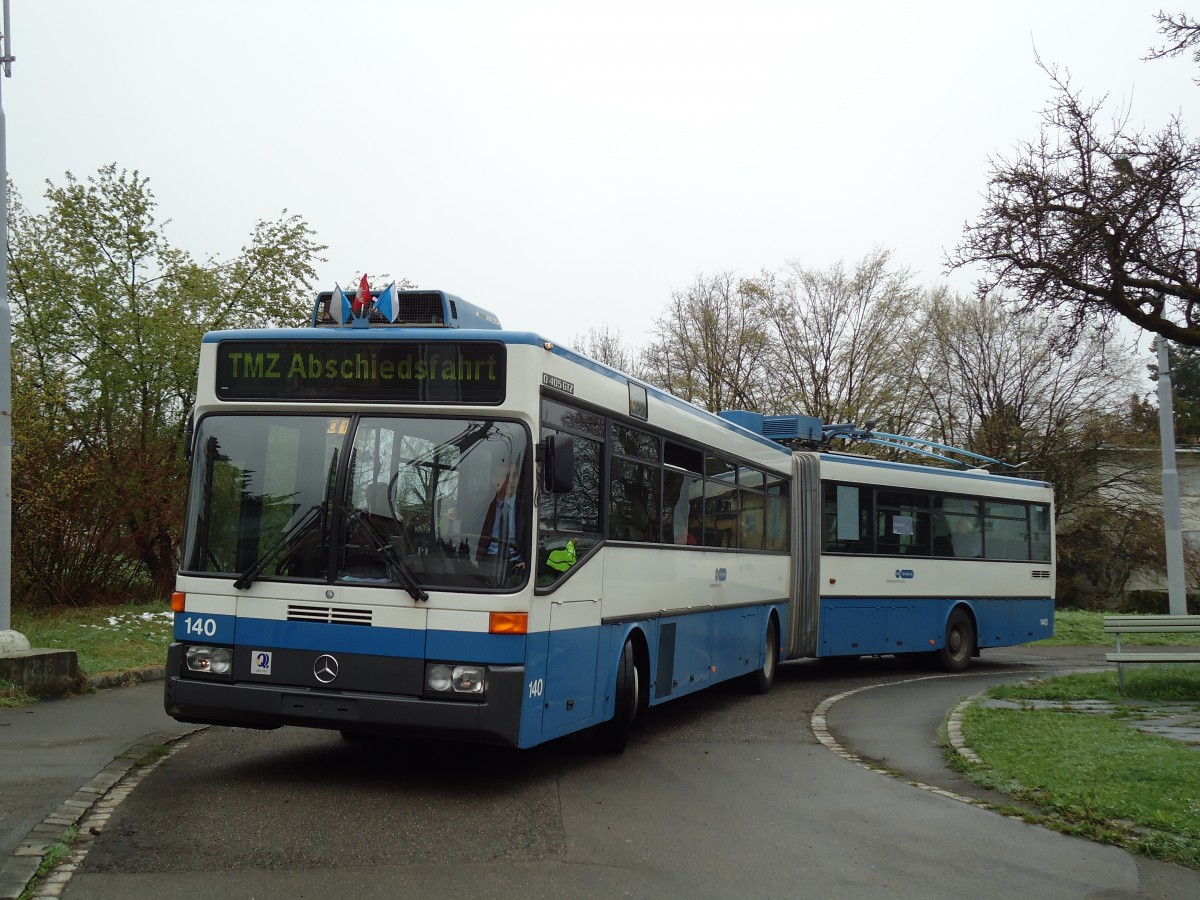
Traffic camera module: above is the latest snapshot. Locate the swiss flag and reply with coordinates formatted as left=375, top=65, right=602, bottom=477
left=352, top=274, right=370, bottom=315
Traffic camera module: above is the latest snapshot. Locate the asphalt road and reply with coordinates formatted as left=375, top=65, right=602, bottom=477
left=37, top=648, right=1200, bottom=899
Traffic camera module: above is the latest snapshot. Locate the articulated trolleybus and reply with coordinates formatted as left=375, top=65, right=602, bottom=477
left=166, top=284, right=1055, bottom=751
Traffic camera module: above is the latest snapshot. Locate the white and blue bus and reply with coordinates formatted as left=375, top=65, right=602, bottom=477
left=165, top=286, right=1054, bottom=750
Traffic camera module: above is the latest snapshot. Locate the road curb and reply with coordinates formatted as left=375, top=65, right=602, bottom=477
left=947, top=694, right=985, bottom=764
left=85, top=665, right=166, bottom=692
left=0, top=727, right=202, bottom=900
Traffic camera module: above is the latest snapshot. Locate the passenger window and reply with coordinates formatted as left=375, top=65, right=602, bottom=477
left=823, top=483, right=869, bottom=552
left=610, top=457, right=661, bottom=542
left=984, top=499, right=1030, bottom=560
left=936, top=497, right=982, bottom=558
left=537, top=424, right=602, bottom=587
left=875, top=489, right=931, bottom=556
left=1029, top=503, right=1052, bottom=562
left=664, top=468, right=703, bottom=545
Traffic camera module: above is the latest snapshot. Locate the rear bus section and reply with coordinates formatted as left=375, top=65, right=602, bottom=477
left=722, top=417, right=1056, bottom=671
left=810, top=452, right=1055, bottom=669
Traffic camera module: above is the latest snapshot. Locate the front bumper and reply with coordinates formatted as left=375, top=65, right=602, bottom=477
left=163, top=642, right=525, bottom=747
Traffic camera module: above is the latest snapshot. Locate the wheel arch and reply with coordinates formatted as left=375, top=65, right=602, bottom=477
left=763, top=607, right=782, bottom=663
left=604, top=623, right=650, bottom=713
left=944, top=601, right=979, bottom=655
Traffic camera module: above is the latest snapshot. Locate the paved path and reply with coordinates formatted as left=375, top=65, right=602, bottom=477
left=0, top=678, right=191, bottom=899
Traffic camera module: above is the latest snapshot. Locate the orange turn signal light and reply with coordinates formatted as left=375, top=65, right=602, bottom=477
left=489, top=612, right=528, bottom=635
left=170, top=592, right=186, bottom=612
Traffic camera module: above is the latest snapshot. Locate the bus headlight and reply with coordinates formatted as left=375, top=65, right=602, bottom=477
left=452, top=666, right=485, bottom=693
left=186, top=645, right=233, bottom=676
left=427, top=664, right=453, bottom=692
left=425, top=663, right=486, bottom=697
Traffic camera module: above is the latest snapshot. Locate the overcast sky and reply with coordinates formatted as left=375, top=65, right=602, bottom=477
left=4, top=1, right=1195, bottom=354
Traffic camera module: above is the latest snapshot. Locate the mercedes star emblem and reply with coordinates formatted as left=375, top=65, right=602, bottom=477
left=313, top=654, right=339, bottom=684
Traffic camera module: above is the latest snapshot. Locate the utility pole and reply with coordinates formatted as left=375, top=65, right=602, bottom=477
left=1157, top=339, right=1189, bottom=616
left=0, top=0, right=24, bottom=651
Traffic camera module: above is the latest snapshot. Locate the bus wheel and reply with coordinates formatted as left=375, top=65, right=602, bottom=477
left=937, top=608, right=975, bottom=673
left=597, top=639, right=639, bottom=754
left=747, top=617, right=779, bottom=695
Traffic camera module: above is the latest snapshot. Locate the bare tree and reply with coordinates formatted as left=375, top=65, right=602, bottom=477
left=1146, top=10, right=1200, bottom=77
left=642, top=271, right=771, bottom=413
left=572, top=324, right=643, bottom=377
left=766, top=249, right=926, bottom=429
left=909, top=290, right=1160, bottom=606
left=949, top=37, right=1200, bottom=346
left=911, top=290, right=1136, bottom=469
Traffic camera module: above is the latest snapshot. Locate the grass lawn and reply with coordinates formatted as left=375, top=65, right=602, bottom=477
left=956, top=667, right=1200, bottom=868
left=11, top=600, right=172, bottom=679
left=1039, top=607, right=1200, bottom=647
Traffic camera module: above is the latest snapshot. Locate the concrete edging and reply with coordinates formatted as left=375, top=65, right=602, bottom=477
left=86, top=666, right=166, bottom=692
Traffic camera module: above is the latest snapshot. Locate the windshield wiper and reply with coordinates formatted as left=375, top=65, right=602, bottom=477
left=233, top=504, right=323, bottom=591
left=350, top=508, right=430, bottom=602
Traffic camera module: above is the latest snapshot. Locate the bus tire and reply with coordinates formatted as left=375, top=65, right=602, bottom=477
left=937, top=608, right=975, bottom=673
left=747, top=616, right=779, bottom=695
left=597, top=639, right=639, bottom=754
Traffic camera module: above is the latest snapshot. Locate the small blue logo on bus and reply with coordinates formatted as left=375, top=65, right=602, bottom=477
left=714, top=568, right=727, bottom=582
left=895, top=569, right=914, bottom=580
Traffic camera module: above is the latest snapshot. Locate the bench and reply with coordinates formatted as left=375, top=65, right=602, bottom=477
left=1103, top=614, right=1200, bottom=692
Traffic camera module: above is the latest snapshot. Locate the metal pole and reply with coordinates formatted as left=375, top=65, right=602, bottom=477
left=1157, top=339, right=1189, bottom=616
left=0, top=0, right=21, bottom=647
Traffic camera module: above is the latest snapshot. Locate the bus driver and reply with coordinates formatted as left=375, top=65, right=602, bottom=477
left=476, top=459, right=526, bottom=574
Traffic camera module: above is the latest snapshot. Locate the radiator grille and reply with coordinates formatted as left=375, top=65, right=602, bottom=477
left=393, top=293, right=449, bottom=326
left=313, top=290, right=450, bottom=326
left=287, top=604, right=372, bottom=626
left=1031, top=570, right=1051, bottom=579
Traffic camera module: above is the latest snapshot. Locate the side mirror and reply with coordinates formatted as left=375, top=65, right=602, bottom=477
left=184, top=408, right=196, bottom=461
left=542, top=435, right=575, bottom=493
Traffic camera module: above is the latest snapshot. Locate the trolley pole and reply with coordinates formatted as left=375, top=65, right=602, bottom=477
left=1157, top=339, right=1188, bottom=616
left=0, top=0, right=22, bottom=648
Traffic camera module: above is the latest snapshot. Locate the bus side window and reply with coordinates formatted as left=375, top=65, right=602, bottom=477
left=937, top=497, right=982, bottom=558
left=1029, top=503, right=1052, bottom=562
left=537, top=428, right=602, bottom=586
left=662, top=442, right=704, bottom=546
left=663, top=468, right=702, bottom=545
left=610, top=457, right=660, bottom=541
left=824, top=483, right=868, bottom=552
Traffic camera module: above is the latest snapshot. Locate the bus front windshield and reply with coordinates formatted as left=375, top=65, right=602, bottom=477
left=181, top=414, right=531, bottom=592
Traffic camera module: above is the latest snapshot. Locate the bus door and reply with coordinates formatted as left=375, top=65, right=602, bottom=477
left=543, top=585, right=602, bottom=734
left=536, top=415, right=605, bottom=737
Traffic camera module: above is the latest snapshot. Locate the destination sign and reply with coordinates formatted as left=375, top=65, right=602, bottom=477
left=215, top=341, right=506, bottom=404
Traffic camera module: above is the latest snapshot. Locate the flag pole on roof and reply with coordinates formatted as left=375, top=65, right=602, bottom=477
left=330, top=283, right=352, bottom=325
left=374, top=281, right=399, bottom=323
left=352, top=274, right=371, bottom=316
